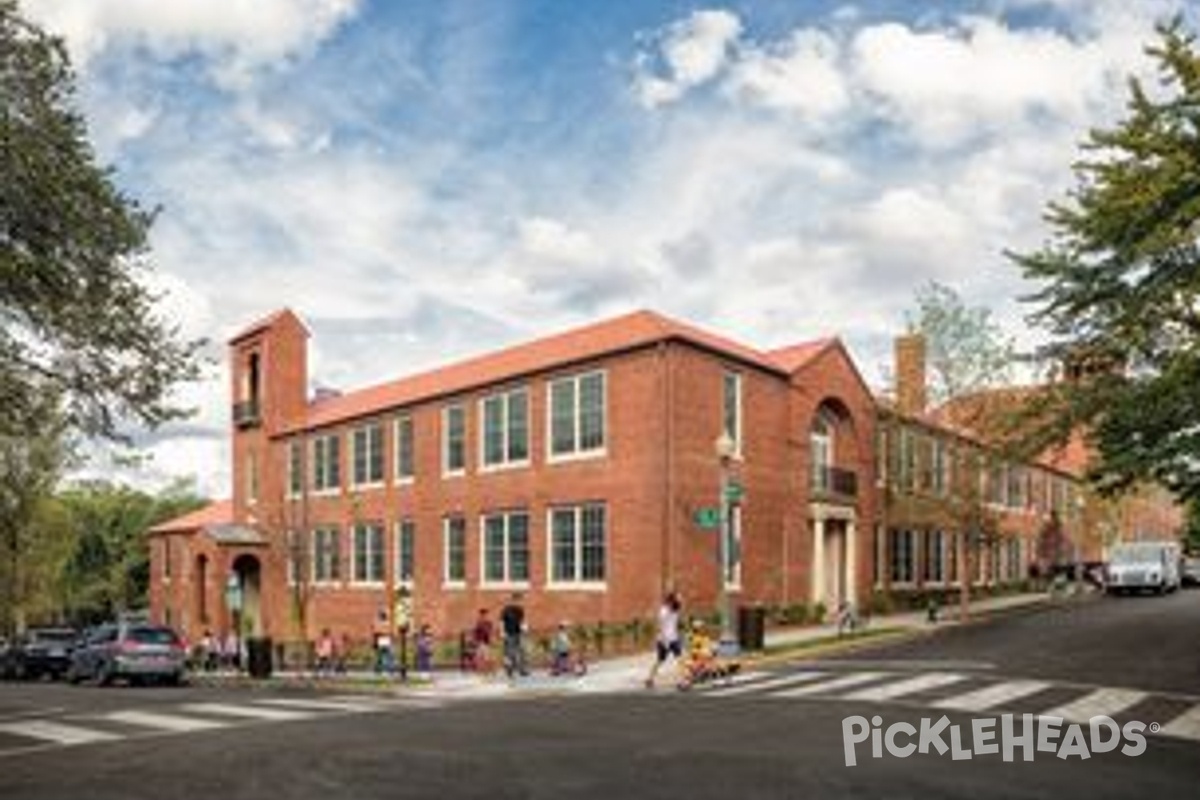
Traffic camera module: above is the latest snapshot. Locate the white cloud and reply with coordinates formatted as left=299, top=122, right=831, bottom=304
left=21, top=0, right=361, bottom=89
left=634, top=9, right=742, bottom=107
left=725, top=29, right=850, bottom=120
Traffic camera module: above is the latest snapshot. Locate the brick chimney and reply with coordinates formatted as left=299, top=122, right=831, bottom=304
left=895, top=333, right=927, bottom=415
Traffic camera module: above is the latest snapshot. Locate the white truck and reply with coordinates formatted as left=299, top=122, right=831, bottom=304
left=1105, top=541, right=1181, bottom=595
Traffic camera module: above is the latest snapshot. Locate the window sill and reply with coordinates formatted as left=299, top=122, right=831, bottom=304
left=393, top=476, right=415, bottom=487
left=546, top=582, right=607, bottom=593
left=348, top=581, right=386, bottom=590
left=350, top=481, right=386, bottom=492
left=311, top=488, right=341, bottom=498
left=442, top=469, right=467, bottom=479
left=442, top=581, right=467, bottom=591
left=480, top=581, right=531, bottom=592
left=479, top=460, right=531, bottom=475
left=547, top=448, right=607, bottom=465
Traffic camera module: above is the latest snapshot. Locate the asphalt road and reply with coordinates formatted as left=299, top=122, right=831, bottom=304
left=0, top=590, right=1195, bottom=800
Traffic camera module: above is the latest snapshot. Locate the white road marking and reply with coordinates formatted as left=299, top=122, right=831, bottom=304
left=252, top=697, right=379, bottom=713
left=773, top=671, right=891, bottom=698
left=842, top=672, right=968, bottom=702
left=1040, top=688, right=1147, bottom=724
left=932, top=680, right=1052, bottom=712
left=104, top=710, right=229, bottom=732
left=704, top=672, right=828, bottom=697
left=1160, top=704, right=1200, bottom=741
left=180, top=703, right=316, bottom=722
left=0, top=719, right=121, bottom=746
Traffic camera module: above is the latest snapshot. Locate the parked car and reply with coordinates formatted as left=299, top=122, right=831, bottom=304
left=66, top=623, right=188, bottom=686
left=1181, top=555, right=1200, bottom=587
left=1106, top=541, right=1182, bottom=594
left=1, top=628, right=78, bottom=680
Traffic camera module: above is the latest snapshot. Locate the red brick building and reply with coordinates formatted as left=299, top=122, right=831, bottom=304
left=148, top=309, right=878, bottom=646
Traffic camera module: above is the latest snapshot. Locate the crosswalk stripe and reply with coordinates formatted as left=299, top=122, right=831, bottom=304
left=181, top=703, right=316, bottom=722
left=932, top=680, right=1051, bottom=712
left=1040, top=688, right=1147, bottom=724
left=105, top=710, right=229, bottom=732
left=704, top=672, right=828, bottom=697
left=252, top=698, right=378, bottom=713
left=0, top=719, right=122, bottom=746
left=774, top=671, right=890, bottom=698
left=842, top=672, right=968, bottom=702
left=1160, top=704, right=1200, bottom=741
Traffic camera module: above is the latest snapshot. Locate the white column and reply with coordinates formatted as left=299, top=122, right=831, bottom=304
left=812, top=516, right=826, bottom=606
left=846, top=518, right=858, bottom=607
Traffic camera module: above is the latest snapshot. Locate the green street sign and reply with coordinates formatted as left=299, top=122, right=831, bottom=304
left=724, top=482, right=745, bottom=502
left=694, top=508, right=721, bottom=529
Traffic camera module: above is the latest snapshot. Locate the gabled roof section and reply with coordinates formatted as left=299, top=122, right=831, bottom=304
left=146, top=500, right=233, bottom=536
left=283, top=309, right=794, bottom=434
left=228, top=308, right=309, bottom=345
left=766, top=338, right=836, bottom=372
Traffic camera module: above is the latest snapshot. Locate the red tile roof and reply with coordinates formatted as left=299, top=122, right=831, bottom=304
left=228, top=308, right=309, bottom=345
left=766, top=339, right=836, bottom=372
left=146, top=500, right=233, bottom=535
left=280, top=309, right=831, bottom=434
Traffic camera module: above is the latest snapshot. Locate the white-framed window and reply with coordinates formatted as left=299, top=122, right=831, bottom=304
left=722, top=371, right=742, bottom=456
left=395, top=415, right=415, bottom=483
left=442, top=404, right=467, bottom=476
left=946, top=532, right=959, bottom=583
left=548, top=503, right=607, bottom=587
left=923, top=530, right=945, bottom=583
left=287, top=440, right=303, bottom=498
left=352, top=522, right=385, bottom=584
left=312, top=526, right=341, bottom=584
left=810, top=412, right=834, bottom=491
left=481, top=511, right=530, bottom=586
left=395, top=519, right=415, bottom=586
left=548, top=370, right=606, bottom=460
left=724, top=504, right=743, bottom=589
left=443, top=516, right=467, bottom=586
left=480, top=387, right=530, bottom=469
left=931, top=439, right=947, bottom=496
left=897, top=428, right=915, bottom=492
left=312, top=434, right=341, bottom=493
left=889, top=528, right=915, bottom=584
left=351, top=423, right=385, bottom=487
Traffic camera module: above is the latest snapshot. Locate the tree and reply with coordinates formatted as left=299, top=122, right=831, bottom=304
left=904, top=281, right=1017, bottom=405
left=0, top=400, right=70, bottom=634
left=1, top=0, right=202, bottom=441
left=1010, top=18, right=1200, bottom=502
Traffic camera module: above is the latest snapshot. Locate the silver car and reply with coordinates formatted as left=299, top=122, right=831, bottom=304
left=67, top=623, right=187, bottom=686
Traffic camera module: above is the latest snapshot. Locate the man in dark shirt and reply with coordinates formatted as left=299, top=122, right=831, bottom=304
left=500, top=593, right=528, bottom=677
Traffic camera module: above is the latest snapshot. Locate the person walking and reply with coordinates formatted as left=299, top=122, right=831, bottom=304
left=500, top=593, right=529, bottom=678
left=645, top=591, right=682, bottom=688
left=471, top=608, right=494, bottom=673
left=315, top=628, right=335, bottom=677
left=415, top=624, right=434, bottom=677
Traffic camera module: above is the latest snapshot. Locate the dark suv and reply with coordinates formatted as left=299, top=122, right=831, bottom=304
left=1, top=628, right=78, bottom=680
left=67, top=623, right=187, bottom=686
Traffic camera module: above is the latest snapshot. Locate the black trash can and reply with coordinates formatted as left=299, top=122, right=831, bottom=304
left=246, top=636, right=273, bottom=679
left=737, top=606, right=766, bottom=651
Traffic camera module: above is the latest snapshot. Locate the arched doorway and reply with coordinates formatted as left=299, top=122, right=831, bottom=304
left=230, top=554, right=263, bottom=637
left=808, top=398, right=862, bottom=611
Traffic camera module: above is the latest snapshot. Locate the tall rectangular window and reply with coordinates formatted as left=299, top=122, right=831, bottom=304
left=931, top=440, right=946, bottom=496
left=889, top=529, right=915, bottom=583
left=395, top=520, right=415, bottom=585
left=923, top=530, right=945, bottom=582
left=246, top=452, right=259, bottom=503
left=352, top=522, right=385, bottom=584
left=443, top=404, right=466, bottom=475
left=549, top=371, right=606, bottom=459
left=312, top=526, right=341, bottom=583
left=722, top=371, right=742, bottom=455
left=312, top=434, right=341, bottom=492
left=287, top=440, right=303, bottom=497
left=395, top=415, right=414, bottom=482
left=946, top=532, right=959, bottom=583
left=443, top=516, right=466, bottom=585
left=352, top=423, right=385, bottom=487
left=480, top=388, right=530, bottom=468
left=725, top=504, right=742, bottom=588
left=481, top=511, right=530, bottom=585
left=550, top=503, right=608, bottom=585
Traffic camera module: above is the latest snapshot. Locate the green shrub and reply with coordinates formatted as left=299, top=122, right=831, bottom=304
left=869, top=590, right=894, bottom=616
left=813, top=602, right=827, bottom=624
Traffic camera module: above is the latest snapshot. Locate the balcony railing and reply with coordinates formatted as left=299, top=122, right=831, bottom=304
left=811, top=465, right=858, bottom=502
left=232, top=399, right=261, bottom=429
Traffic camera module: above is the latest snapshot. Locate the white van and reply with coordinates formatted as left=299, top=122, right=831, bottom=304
left=1106, top=542, right=1181, bottom=594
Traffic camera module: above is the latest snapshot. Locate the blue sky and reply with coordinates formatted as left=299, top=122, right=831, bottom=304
left=19, top=0, right=1191, bottom=494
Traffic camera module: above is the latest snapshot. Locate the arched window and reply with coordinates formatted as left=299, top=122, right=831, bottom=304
left=811, top=411, right=835, bottom=490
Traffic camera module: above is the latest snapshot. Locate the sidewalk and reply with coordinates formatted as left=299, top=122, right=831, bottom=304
left=192, top=590, right=1079, bottom=697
